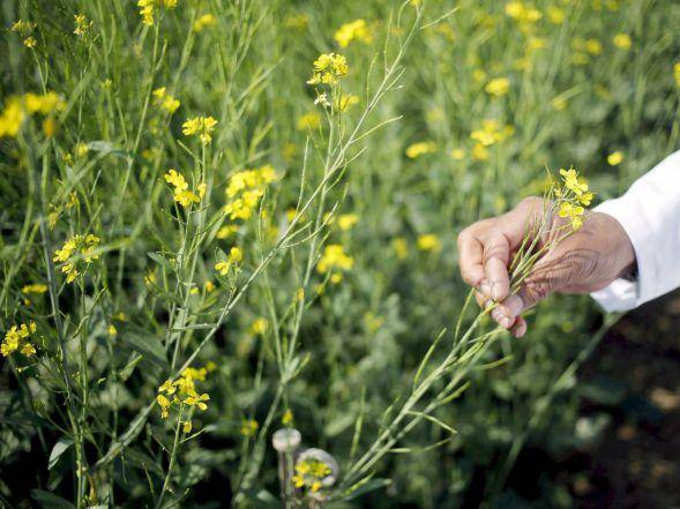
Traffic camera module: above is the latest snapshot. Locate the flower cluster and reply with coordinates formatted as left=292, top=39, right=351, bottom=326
left=21, top=283, right=48, bottom=305
left=10, top=19, right=37, bottom=47
left=224, top=165, right=278, bottom=221
left=73, top=14, right=93, bottom=38
left=485, top=77, right=510, bottom=97
left=417, top=234, right=441, bottom=252
left=164, top=169, right=205, bottom=208
left=307, top=53, right=348, bottom=86
left=556, top=167, right=594, bottom=230
left=182, top=115, right=218, bottom=144
left=291, top=458, right=332, bottom=493
left=405, top=141, right=437, bottom=159
left=53, top=234, right=101, bottom=283
left=1, top=322, right=37, bottom=358
left=137, top=0, right=178, bottom=26
left=0, top=92, right=65, bottom=139
left=240, top=419, right=259, bottom=437
left=469, top=119, right=514, bottom=161
left=156, top=363, right=215, bottom=426
left=193, top=13, right=217, bottom=32
left=215, top=247, right=243, bottom=275
left=317, top=244, right=354, bottom=276
left=297, top=111, right=321, bottom=131
left=505, top=2, right=542, bottom=32
left=334, top=19, right=373, bottom=48
left=152, top=87, right=180, bottom=114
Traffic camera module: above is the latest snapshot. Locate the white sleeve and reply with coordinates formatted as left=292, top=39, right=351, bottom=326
left=590, top=150, right=680, bottom=312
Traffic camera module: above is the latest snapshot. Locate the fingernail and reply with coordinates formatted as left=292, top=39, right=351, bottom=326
left=479, top=280, right=491, bottom=297
left=501, top=317, right=513, bottom=328
left=491, top=308, right=504, bottom=323
left=491, top=284, right=504, bottom=301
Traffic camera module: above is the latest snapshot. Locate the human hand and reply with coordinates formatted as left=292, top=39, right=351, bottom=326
left=456, top=197, right=636, bottom=337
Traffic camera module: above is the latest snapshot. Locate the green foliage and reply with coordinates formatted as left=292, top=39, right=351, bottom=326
left=1, top=0, right=679, bottom=508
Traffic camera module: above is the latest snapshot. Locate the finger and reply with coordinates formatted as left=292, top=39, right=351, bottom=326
left=511, top=317, right=527, bottom=338
left=475, top=290, right=486, bottom=309
left=491, top=306, right=515, bottom=329
left=496, top=293, right=524, bottom=321
left=482, top=233, right=511, bottom=301
left=475, top=289, right=494, bottom=310
left=458, top=231, right=485, bottom=287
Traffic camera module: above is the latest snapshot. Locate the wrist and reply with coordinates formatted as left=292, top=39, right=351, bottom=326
left=595, top=212, right=636, bottom=280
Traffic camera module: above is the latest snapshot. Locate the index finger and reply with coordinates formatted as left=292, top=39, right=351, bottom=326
left=457, top=229, right=485, bottom=287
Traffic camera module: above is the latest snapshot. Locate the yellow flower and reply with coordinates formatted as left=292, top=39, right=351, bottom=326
left=417, top=234, right=441, bottom=252
left=217, top=225, right=238, bottom=239
left=282, top=409, right=294, bottom=425
left=471, top=143, right=488, bottom=161
left=164, top=169, right=203, bottom=208
left=73, top=14, right=93, bottom=37
left=317, top=244, right=354, bottom=273
left=158, top=379, right=177, bottom=395
left=156, top=394, right=171, bottom=418
left=607, top=151, right=623, bottom=166
left=11, top=20, right=36, bottom=35
left=334, top=19, right=373, bottom=48
left=613, top=33, right=632, bottom=50
left=2, top=322, right=37, bottom=358
left=505, top=2, right=542, bottom=28
left=674, top=62, right=680, bottom=88
left=24, top=36, right=37, bottom=48
left=107, top=325, right=118, bottom=337
left=240, top=419, right=259, bottom=437
left=183, top=420, right=193, bottom=433
left=585, top=38, right=603, bottom=55
left=558, top=202, right=585, bottom=230
left=152, top=87, right=180, bottom=114
left=215, top=247, right=243, bottom=275
left=250, top=317, right=268, bottom=335
left=182, top=116, right=218, bottom=144
left=0, top=97, right=26, bottom=138
left=405, top=141, right=437, bottom=159
left=307, top=53, right=349, bottom=86
left=205, top=281, right=215, bottom=293
left=184, top=392, right=210, bottom=411
left=215, top=261, right=230, bottom=275
left=450, top=148, right=465, bottom=160
left=392, top=237, right=408, bottom=260
left=336, top=94, right=360, bottom=112
left=193, top=13, right=217, bottom=32
left=297, top=111, right=321, bottom=131
left=338, top=214, right=359, bottom=231
left=21, top=343, right=36, bottom=357
left=164, top=169, right=188, bottom=190
left=53, top=234, right=100, bottom=283
left=485, top=77, right=510, bottom=97
left=546, top=6, right=565, bottom=24
left=22, top=284, right=48, bottom=294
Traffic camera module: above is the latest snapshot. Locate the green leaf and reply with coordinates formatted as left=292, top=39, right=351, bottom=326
left=31, top=490, right=76, bottom=509
left=341, top=477, right=392, bottom=501
left=121, top=332, right=167, bottom=366
left=48, top=437, right=73, bottom=470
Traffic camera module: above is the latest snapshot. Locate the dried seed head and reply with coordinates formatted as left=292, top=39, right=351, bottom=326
left=272, top=428, right=302, bottom=453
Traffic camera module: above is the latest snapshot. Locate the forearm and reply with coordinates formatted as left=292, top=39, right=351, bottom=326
left=591, top=150, right=680, bottom=311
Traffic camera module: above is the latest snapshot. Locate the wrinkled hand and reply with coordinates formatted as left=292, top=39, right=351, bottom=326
left=456, top=197, right=635, bottom=337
